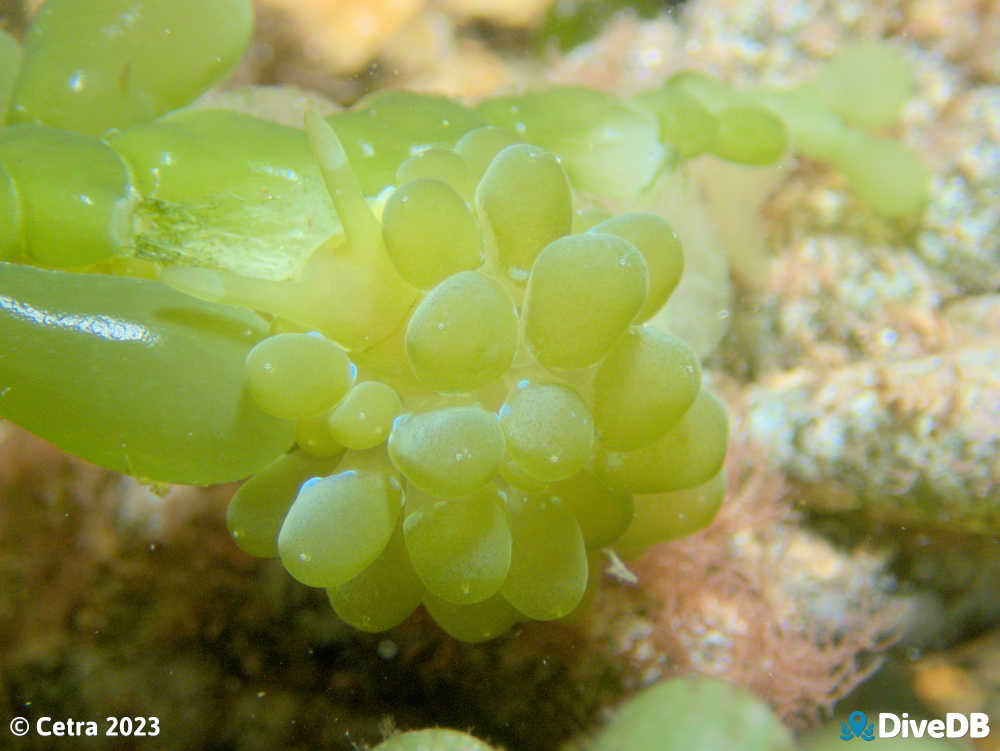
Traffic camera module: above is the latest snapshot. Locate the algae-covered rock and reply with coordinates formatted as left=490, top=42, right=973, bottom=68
left=374, top=728, right=499, bottom=751
left=589, top=675, right=794, bottom=751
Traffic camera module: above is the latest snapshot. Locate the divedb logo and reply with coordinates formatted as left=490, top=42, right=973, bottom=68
left=840, top=710, right=991, bottom=741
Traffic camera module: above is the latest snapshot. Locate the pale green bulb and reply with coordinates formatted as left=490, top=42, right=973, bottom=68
left=403, top=484, right=512, bottom=604
left=245, top=332, right=354, bottom=420
left=501, top=491, right=588, bottom=620
left=592, top=327, right=701, bottom=451
left=278, top=469, right=403, bottom=588
left=523, top=233, right=648, bottom=369
left=328, top=381, right=402, bottom=450
left=388, top=405, right=505, bottom=498
left=327, top=524, right=424, bottom=632
left=405, top=271, right=518, bottom=392
left=499, top=382, right=594, bottom=482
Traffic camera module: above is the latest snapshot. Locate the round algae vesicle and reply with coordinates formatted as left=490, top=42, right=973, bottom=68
left=834, top=131, right=930, bottom=218
left=590, top=675, right=794, bottom=751
left=592, top=326, right=701, bottom=451
left=403, top=483, right=512, bottom=604
left=614, top=470, right=727, bottom=558
left=327, top=524, right=424, bottom=632
left=502, top=491, right=588, bottom=620
left=455, top=125, right=522, bottom=181
left=278, top=469, right=403, bottom=588
left=523, top=233, right=649, bottom=369
left=245, top=332, right=354, bottom=420
left=422, top=591, right=520, bottom=643
left=499, top=382, right=594, bottom=483
left=811, top=40, right=913, bottom=130
left=0, top=126, right=136, bottom=267
left=328, top=380, right=402, bottom=450
left=388, top=405, right=505, bottom=497
left=712, top=105, right=788, bottom=165
left=382, top=178, right=483, bottom=289
left=373, top=729, right=499, bottom=751
left=226, top=451, right=343, bottom=558
left=551, top=469, right=634, bottom=550
left=590, top=212, right=684, bottom=323
left=295, top=410, right=344, bottom=457
left=595, top=388, right=729, bottom=494
left=405, top=270, right=518, bottom=392
left=395, top=147, right=473, bottom=200
left=475, top=143, right=572, bottom=282
left=633, top=85, right=718, bottom=158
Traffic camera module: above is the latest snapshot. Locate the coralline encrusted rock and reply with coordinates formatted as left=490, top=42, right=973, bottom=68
left=915, top=84, right=1000, bottom=292
left=744, top=342, right=1000, bottom=533
left=594, top=432, right=903, bottom=728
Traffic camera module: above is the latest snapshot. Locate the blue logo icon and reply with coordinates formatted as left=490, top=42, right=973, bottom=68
left=841, top=711, right=875, bottom=741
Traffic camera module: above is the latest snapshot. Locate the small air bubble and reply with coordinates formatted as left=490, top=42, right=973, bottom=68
left=68, top=69, right=85, bottom=91
left=298, top=552, right=311, bottom=562
left=377, top=639, right=398, bottom=659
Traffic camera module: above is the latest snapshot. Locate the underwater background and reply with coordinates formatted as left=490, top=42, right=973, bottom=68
left=0, top=0, right=998, bottom=749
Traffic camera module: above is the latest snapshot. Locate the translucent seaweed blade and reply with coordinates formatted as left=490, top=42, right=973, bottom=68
left=325, top=90, right=485, bottom=195
left=112, top=109, right=340, bottom=281
left=477, top=87, right=664, bottom=200
left=0, top=262, right=294, bottom=484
